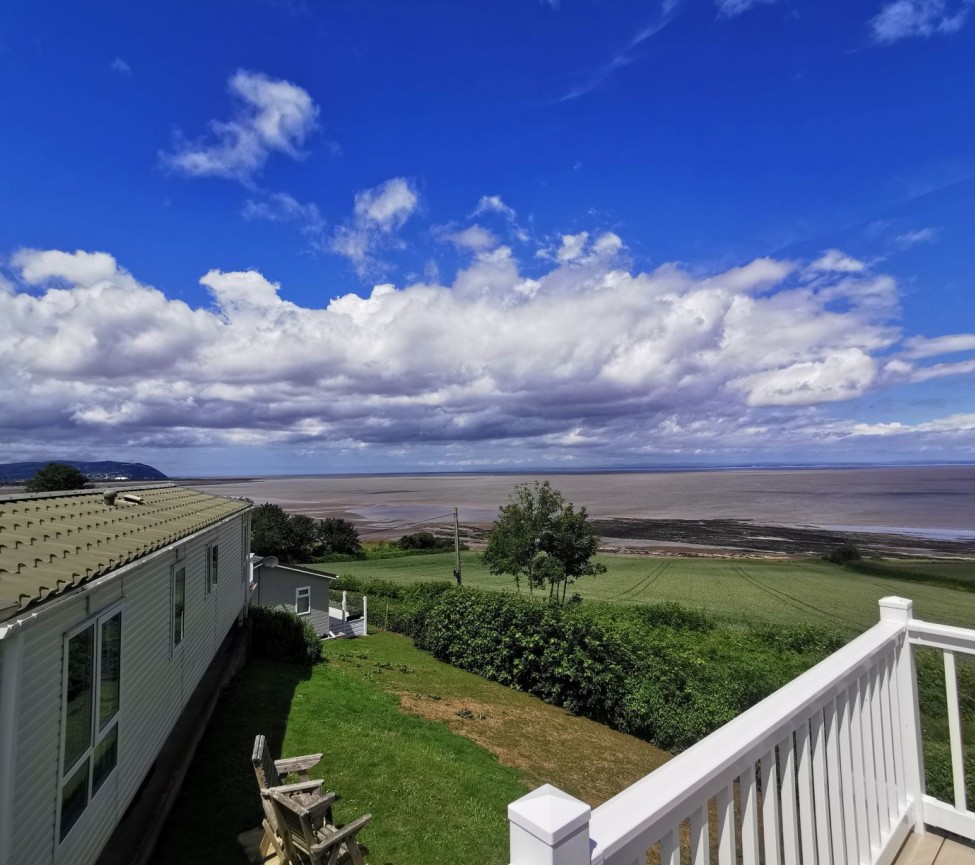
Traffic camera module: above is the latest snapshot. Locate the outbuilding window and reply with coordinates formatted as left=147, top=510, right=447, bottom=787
left=59, top=608, right=122, bottom=842
left=296, top=586, right=311, bottom=616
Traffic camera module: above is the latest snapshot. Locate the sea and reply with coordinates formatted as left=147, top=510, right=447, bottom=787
left=185, top=465, right=975, bottom=540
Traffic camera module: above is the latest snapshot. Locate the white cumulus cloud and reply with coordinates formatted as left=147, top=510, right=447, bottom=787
left=5, top=242, right=971, bottom=464
left=331, top=178, right=419, bottom=276
left=442, top=225, right=498, bottom=251
left=161, top=70, right=319, bottom=183
left=4, top=226, right=975, bottom=472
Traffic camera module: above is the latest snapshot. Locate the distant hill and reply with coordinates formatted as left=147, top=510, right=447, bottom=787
left=0, top=461, right=168, bottom=484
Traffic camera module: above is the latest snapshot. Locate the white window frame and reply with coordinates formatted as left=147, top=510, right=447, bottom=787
left=171, top=562, right=186, bottom=651
left=241, top=516, right=250, bottom=582
left=57, top=603, right=123, bottom=844
left=205, top=543, right=218, bottom=596
left=295, top=586, right=311, bottom=616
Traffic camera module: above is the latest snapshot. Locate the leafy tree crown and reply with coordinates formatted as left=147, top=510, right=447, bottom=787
left=482, top=480, right=606, bottom=602
left=25, top=462, right=89, bottom=493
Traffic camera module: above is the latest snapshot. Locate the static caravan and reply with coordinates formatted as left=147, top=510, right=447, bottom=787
left=0, top=485, right=252, bottom=865
left=252, top=560, right=337, bottom=637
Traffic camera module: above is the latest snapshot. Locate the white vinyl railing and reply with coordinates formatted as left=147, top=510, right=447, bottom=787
left=328, top=591, right=368, bottom=638
left=508, top=597, right=975, bottom=865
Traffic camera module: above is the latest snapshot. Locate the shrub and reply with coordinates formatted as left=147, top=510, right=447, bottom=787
left=398, top=531, right=449, bottom=551
left=628, top=601, right=716, bottom=633
left=249, top=605, right=323, bottom=665
left=823, top=543, right=862, bottom=564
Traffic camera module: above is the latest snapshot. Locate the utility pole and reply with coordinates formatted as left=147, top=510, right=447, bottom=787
left=453, top=506, right=462, bottom=585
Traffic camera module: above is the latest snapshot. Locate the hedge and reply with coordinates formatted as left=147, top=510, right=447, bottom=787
left=249, top=605, right=323, bottom=665
left=332, top=577, right=840, bottom=751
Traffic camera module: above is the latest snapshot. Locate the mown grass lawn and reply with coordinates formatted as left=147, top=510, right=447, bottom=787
left=313, top=552, right=975, bottom=634
left=152, top=632, right=670, bottom=865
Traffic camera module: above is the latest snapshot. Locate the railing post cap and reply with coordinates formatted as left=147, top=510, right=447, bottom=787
left=879, top=596, right=913, bottom=621
left=509, top=784, right=591, bottom=845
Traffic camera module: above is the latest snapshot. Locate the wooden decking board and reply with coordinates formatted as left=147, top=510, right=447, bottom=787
left=897, top=832, right=945, bottom=865
left=936, top=839, right=975, bottom=865
left=895, top=831, right=975, bottom=865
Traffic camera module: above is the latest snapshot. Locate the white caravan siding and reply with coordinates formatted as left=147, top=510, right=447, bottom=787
left=3, top=512, right=247, bottom=865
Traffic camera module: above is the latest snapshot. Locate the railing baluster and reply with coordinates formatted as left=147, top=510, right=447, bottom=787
left=869, top=662, right=892, bottom=838
left=837, top=688, right=860, bottom=865
left=848, top=679, right=871, bottom=865
left=780, top=733, right=801, bottom=865
left=811, top=708, right=833, bottom=865
left=660, top=823, right=680, bottom=865
left=943, top=650, right=968, bottom=812
left=762, top=748, right=783, bottom=865
left=717, top=784, right=735, bottom=865
left=661, top=829, right=681, bottom=865
left=879, top=653, right=899, bottom=824
left=860, top=671, right=882, bottom=853
left=742, top=764, right=761, bottom=865
left=797, top=720, right=819, bottom=865
left=885, top=647, right=906, bottom=813
left=824, top=697, right=847, bottom=865
left=690, top=805, right=709, bottom=865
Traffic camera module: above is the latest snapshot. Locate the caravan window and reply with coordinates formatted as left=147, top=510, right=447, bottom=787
left=59, top=608, right=122, bottom=842
left=205, top=543, right=218, bottom=594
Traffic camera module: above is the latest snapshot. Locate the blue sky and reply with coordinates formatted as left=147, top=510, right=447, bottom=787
left=1, top=0, right=973, bottom=475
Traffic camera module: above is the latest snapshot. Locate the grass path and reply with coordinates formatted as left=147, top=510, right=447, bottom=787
left=152, top=632, right=670, bottom=865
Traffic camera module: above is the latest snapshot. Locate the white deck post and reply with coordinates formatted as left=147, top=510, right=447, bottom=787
left=342, top=590, right=348, bottom=621
left=363, top=595, right=368, bottom=633
left=879, top=597, right=926, bottom=833
left=509, top=784, right=591, bottom=865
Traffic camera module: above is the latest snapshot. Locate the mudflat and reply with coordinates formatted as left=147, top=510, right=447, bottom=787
left=185, top=465, right=975, bottom=555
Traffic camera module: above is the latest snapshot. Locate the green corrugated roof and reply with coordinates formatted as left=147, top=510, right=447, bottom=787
left=0, top=485, right=250, bottom=622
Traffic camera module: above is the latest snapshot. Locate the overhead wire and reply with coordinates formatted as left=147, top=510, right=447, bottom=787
left=356, top=512, right=456, bottom=536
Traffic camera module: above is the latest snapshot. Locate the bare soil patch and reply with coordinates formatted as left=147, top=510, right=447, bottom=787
left=396, top=692, right=671, bottom=807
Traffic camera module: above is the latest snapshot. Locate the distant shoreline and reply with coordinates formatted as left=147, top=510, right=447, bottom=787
left=173, top=462, right=975, bottom=483
left=183, top=467, right=975, bottom=559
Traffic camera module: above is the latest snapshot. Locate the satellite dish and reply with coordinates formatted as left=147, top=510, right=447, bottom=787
left=262, top=556, right=279, bottom=569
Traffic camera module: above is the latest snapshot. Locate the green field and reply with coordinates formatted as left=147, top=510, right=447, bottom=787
left=313, top=551, right=975, bottom=634
left=872, top=559, right=975, bottom=583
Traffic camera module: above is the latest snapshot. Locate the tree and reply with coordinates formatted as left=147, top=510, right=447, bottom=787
left=251, top=503, right=318, bottom=563
left=483, top=481, right=606, bottom=602
left=315, top=518, right=363, bottom=557
left=25, top=462, right=88, bottom=493
left=252, top=506, right=363, bottom=562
